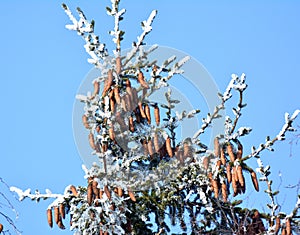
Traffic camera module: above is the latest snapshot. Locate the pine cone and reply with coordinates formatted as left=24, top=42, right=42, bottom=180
left=82, top=115, right=90, bottom=129
left=166, top=137, right=173, bottom=157
left=144, top=104, right=151, bottom=124
left=87, top=183, right=93, bottom=205
left=137, top=71, right=149, bottom=89
left=70, top=185, right=78, bottom=197
left=47, top=208, right=53, bottom=228
left=91, top=81, right=100, bottom=99
left=154, top=105, right=160, bottom=126
left=116, top=56, right=122, bottom=74
left=227, top=143, right=236, bottom=162
left=250, top=171, right=259, bottom=192
left=214, top=137, right=220, bottom=158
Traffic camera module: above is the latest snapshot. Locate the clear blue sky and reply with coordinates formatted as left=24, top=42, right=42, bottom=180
left=0, top=1, right=299, bottom=234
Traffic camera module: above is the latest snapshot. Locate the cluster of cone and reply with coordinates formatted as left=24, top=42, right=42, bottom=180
left=238, top=211, right=293, bottom=235
left=203, top=138, right=259, bottom=202
left=46, top=185, right=78, bottom=230
left=47, top=57, right=162, bottom=232
left=271, top=217, right=293, bottom=235
left=82, top=60, right=163, bottom=151
left=46, top=182, right=137, bottom=232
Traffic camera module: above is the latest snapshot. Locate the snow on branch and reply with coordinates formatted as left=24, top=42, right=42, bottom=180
left=192, top=105, right=223, bottom=141
left=222, top=73, right=247, bottom=102
left=193, top=73, right=247, bottom=141
left=10, top=185, right=77, bottom=207
left=62, top=3, right=108, bottom=68
left=106, top=0, right=126, bottom=54
left=123, top=10, right=157, bottom=66
left=164, top=56, right=190, bottom=81
left=243, top=109, right=300, bottom=161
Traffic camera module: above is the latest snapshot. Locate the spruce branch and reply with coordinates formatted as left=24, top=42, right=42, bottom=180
left=242, top=109, right=300, bottom=161
left=123, top=10, right=157, bottom=66
left=106, top=0, right=126, bottom=54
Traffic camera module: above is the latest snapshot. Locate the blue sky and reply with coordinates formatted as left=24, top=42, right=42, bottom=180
left=0, top=1, right=300, bottom=234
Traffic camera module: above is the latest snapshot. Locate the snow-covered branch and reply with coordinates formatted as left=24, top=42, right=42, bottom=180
left=243, top=109, right=300, bottom=161
left=10, top=186, right=74, bottom=203
left=62, top=3, right=108, bottom=68
left=192, top=103, right=223, bottom=141
left=106, top=0, right=126, bottom=54
left=123, top=10, right=157, bottom=66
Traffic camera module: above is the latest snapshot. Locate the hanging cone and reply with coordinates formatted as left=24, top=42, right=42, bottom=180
left=109, top=90, right=115, bottom=112
left=142, top=139, right=148, bottom=156
left=237, top=166, right=245, bottom=188
left=154, top=105, right=160, bottom=126
left=221, top=183, right=227, bottom=202
left=137, top=71, right=149, bottom=89
left=226, top=164, right=232, bottom=183
left=275, top=216, right=281, bottom=234
left=153, top=133, right=160, bottom=153
left=128, top=189, right=136, bottom=202
left=286, top=218, right=291, bottom=235
left=59, top=203, right=65, bottom=219
left=114, top=87, right=121, bottom=104
left=236, top=141, right=243, bottom=159
left=102, top=70, right=113, bottom=97
left=178, top=149, right=184, bottom=164
left=212, top=178, right=219, bottom=198
left=144, top=104, right=151, bottom=124
left=159, top=142, right=167, bottom=159
left=117, top=187, right=123, bottom=197
left=134, top=108, right=141, bottom=123
left=47, top=208, right=53, bottom=228
left=82, top=115, right=90, bottom=129
left=109, top=124, right=115, bottom=142
left=202, top=156, right=209, bottom=170
left=104, top=185, right=111, bottom=200
left=231, top=168, right=238, bottom=196
left=227, top=143, right=236, bottom=162
left=91, top=81, right=100, bottom=99
left=89, top=133, right=96, bottom=150
left=131, top=87, right=138, bottom=108
left=129, top=116, right=134, bottom=132
left=166, top=137, right=173, bottom=157
left=70, top=185, right=78, bottom=197
left=54, top=206, right=60, bottom=224
left=92, top=180, right=100, bottom=199
left=116, top=56, right=122, bottom=74
left=87, top=183, right=93, bottom=205
left=220, top=147, right=226, bottom=165
left=183, top=141, right=192, bottom=159
left=125, top=80, right=133, bottom=101
left=57, top=220, right=65, bottom=230
left=214, top=137, right=220, bottom=157
left=138, top=102, right=146, bottom=118
left=250, top=171, right=259, bottom=192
